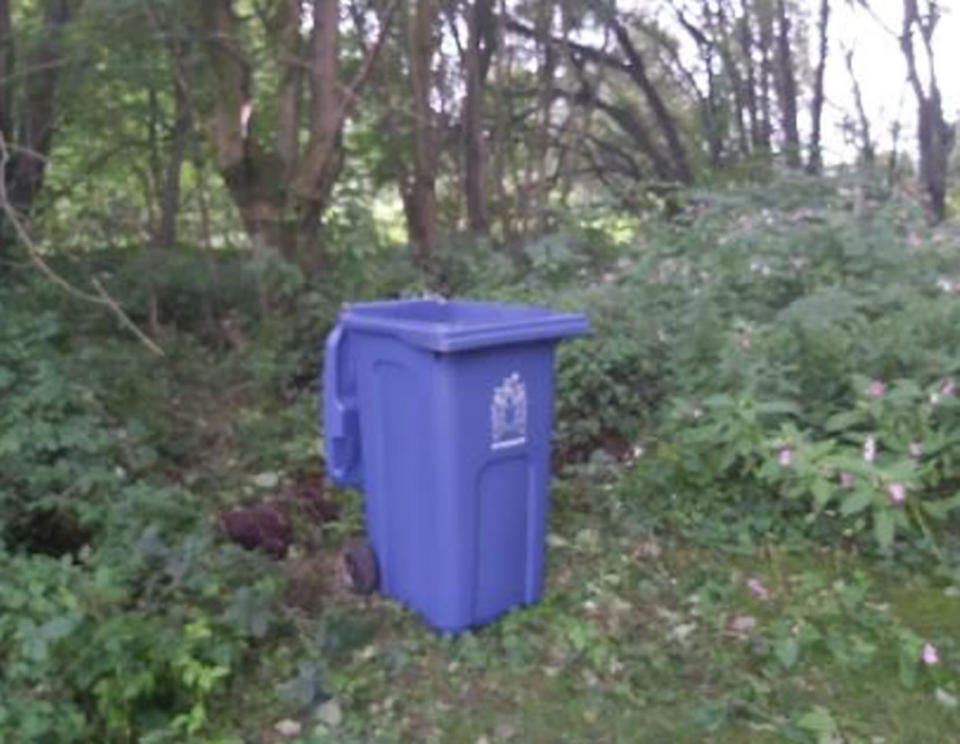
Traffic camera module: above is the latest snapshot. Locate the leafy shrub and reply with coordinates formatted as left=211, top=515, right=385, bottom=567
left=618, top=180, right=960, bottom=552
left=0, top=284, right=291, bottom=743
left=551, top=284, right=666, bottom=465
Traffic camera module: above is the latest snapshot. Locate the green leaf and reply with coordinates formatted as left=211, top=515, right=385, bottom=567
left=775, top=636, right=799, bottom=668
left=811, top=480, right=833, bottom=509
left=874, top=511, right=895, bottom=550
left=755, top=400, right=801, bottom=416
left=824, top=411, right=864, bottom=433
left=900, top=636, right=922, bottom=689
left=797, top=706, right=839, bottom=744
left=923, top=493, right=960, bottom=520
left=840, top=489, right=872, bottom=516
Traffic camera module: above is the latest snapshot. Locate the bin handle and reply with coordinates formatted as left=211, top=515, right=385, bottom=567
left=324, top=324, right=358, bottom=483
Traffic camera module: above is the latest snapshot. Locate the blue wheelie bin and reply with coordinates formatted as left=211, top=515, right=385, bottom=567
left=323, top=299, right=588, bottom=632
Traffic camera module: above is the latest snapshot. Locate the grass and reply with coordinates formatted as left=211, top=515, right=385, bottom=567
left=238, top=473, right=960, bottom=744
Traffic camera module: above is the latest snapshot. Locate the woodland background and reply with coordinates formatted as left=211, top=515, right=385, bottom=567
left=1, top=1, right=960, bottom=743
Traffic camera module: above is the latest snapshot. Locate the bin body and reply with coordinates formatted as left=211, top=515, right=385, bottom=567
left=323, top=299, right=587, bottom=631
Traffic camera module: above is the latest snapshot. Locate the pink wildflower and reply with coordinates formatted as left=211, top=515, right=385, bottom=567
left=942, top=378, right=956, bottom=397
left=747, top=578, right=770, bottom=600
left=778, top=447, right=792, bottom=467
left=839, top=471, right=854, bottom=488
left=864, top=435, right=876, bottom=464
left=922, top=643, right=940, bottom=665
left=868, top=379, right=886, bottom=398
left=888, top=483, right=905, bottom=505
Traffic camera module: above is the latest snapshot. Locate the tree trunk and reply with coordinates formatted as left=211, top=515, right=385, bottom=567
left=736, top=1, right=762, bottom=151
left=756, top=3, right=774, bottom=152
left=194, top=0, right=390, bottom=261
left=843, top=48, right=874, bottom=167
left=275, top=0, right=302, bottom=177
left=296, top=0, right=342, bottom=252
left=533, top=3, right=554, bottom=232
left=773, top=0, right=800, bottom=168
left=806, top=0, right=829, bottom=174
left=157, top=67, right=190, bottom=251
left=0, top=0, right=79, bottom=268
left=407, top=0, right=439, bottom=266
left=0, top=0, right=13, bottom=147
left=3, top=0, right=78, bottom=216
left=462, top=0, right=493, bottom=236
left=676, top=8, right=723, bottom=168
left=901, top=0, right=954, bottom=222
left=492, top=0, right=512, bottom=242
left=602, top=7, right=691, bottom=182
left=713, top=0, right=750, bottom=158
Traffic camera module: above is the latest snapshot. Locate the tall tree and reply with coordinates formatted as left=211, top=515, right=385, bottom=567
left=773, top=0, right=800, bottom=167
left=405, top=0, right=440, bottom=265
left=0, top=0, right=81, bottom=262
left=842, top=45, right=874, bottom=168
left=900, top=0, right=954, bottom=222
left=462, top=0, right=495, bottom=236
left=192, top=0, right=392, bottom=263
left=806, top=0, right=829, bottom=174
left=509, top=5, right=692, bottom=185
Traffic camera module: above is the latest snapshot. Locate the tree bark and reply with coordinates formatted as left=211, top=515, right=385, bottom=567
left=275, top=0, right=303, bottom=176
left=773, top=0, right=800, bottom=168
left=806, top=0, right=829, bottom=174
left=3, top=0, right=78, bottom=216
left=757, top=2, right=774, bottom=152
left=407, top=0, right=439, bottom=266
left=676, top=7, right=723, bottom=168
left=463, top=0, right=494, bottom=236
left=713, top=0, right=750, bottom=158
left=843, top=47, right=874, bottom=167
left=157, top=60, right=191, bottom=251
left=296, top=0, right=341, bottom=248
left=0, top=0, right=80, bottom=268
left=509, top=10, right=692, bottom=184
left=533, top=2, right=554, bottom=232
left=600, top=5, right=691, bottom=182
left=195, top=0, right=391, bottom=261
left=736, top=0, right=762, bottom=151
left=0, top=0, right=13, bottom=147
left=901, top=0, right=954, bottom=222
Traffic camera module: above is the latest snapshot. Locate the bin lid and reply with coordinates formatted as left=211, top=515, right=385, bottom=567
left=338, top=299, right=589, bottom=352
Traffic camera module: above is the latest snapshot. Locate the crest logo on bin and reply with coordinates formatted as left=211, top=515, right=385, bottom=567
left=491, top=372, right=527, bottom=450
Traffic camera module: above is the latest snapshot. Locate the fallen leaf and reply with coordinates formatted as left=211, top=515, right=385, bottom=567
left=315, top=699, right=343, bottom=727
left=729, top=615, right=757, bottom=636
left=631, top=539, right=662, bottom=561
left=273, top=719, right=302, bottom=738
left=670, top=622, right=697, bottom=642
left=935, top=688, right=958, bottom=709
left=252, top=471, right=280, bottom=489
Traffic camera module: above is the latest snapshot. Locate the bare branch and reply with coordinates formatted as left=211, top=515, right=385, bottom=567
left=0, top=132, right=164, bottom=356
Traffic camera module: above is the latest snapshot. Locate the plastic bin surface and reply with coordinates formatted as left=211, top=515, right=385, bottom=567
left=323, top=299, right=587, bottom=631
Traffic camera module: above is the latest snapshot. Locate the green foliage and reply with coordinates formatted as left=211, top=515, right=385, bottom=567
left=608, top=180, right=960, bottom=553
left=0, top=283, right=290, bottom=743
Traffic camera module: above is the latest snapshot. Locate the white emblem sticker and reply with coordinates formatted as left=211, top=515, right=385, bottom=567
left=491, top=372, right=527, bottom=450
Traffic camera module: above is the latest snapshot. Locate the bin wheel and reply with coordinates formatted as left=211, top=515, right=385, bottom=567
left=339, top=538, right=378, bottom=595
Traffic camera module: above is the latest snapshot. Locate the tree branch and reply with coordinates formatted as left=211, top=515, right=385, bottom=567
left=0, top=132, right=164, bottom=356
